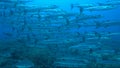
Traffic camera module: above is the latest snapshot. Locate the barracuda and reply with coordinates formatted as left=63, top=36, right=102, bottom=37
left=71, top=3, right=94, bottom=14
left=86, top=5, right=116, bottom=11
left=98, top=1, right=120, bottom=6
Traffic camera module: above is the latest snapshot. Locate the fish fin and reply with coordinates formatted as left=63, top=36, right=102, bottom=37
left=79, top=7, right=84, bottom=15
left=94, top=20, right=100, bottom=28
left=71, top=4, right=74, bottom=10
left=97, top=3, right=103, bottom=6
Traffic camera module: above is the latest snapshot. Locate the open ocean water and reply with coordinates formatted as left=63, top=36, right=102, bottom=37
left=0, top=0, right=120, bottom=68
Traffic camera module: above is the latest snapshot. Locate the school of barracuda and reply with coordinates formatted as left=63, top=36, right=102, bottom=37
left=0, top=0, right=120, bottom=68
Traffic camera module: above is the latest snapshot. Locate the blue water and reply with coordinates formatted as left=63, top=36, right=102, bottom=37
left=0, top=0, right=120, bottom=68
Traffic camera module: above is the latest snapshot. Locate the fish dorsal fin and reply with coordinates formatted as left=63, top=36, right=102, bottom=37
left=97, top=2, right=103, bottom=6
left=71, top=4, right=74, bottom=10
left=78, top=7, right=84, bottom=15
left=106, top=0, right=111, bottom=2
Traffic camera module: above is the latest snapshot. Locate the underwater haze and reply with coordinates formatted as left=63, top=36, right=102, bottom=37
left=0, top=0, right=120, bottom=68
